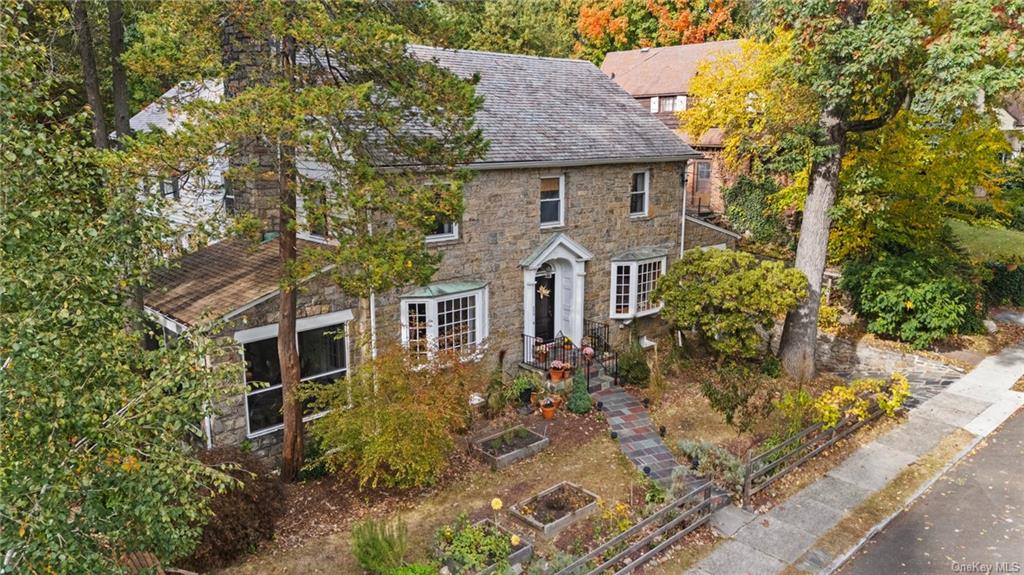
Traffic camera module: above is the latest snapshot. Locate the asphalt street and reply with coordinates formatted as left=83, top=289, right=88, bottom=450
left=839, top=408, right=1024, bottom=575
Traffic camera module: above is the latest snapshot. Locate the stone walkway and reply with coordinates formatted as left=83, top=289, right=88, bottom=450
left=686, top=343, right=1024, bottom=575
left=832, top=361, right=965, bottom=409
left=594, top=387, right=684, bottom=487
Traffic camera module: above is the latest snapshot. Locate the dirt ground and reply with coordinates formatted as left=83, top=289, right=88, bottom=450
left=219, top=411, right=642, bottom=574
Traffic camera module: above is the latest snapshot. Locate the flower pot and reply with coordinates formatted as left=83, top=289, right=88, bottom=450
left=549, top=368, right=565, bottom=382
left=552, top=395, right=564, bottom=410
left=540, top=404, right=556, bottom=420
left=530, top=391, right=540, bottom=407
left=563, top=343, right=573, bottom=351
left=534, top=349, right=548, bottom=362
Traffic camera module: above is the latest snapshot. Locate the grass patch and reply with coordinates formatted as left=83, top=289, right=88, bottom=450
left=785, top=428, right=976, bottom=574
left=948, top=219, right=1024, bottom=264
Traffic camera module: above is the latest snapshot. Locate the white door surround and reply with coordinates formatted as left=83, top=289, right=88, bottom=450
left=521, top=233, right=593, bottom=357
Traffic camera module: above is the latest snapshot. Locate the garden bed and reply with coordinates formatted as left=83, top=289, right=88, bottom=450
left=439, top=519, right=534, bottom=575
left=509, top=481, right=599, bottom=538
left=472, top=425, right=550, bottom=470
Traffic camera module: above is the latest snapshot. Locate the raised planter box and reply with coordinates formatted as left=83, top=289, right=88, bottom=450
left=441, top=520, right=533, bottom=575
left=472, top=425, right=549, bottom=470
left=509, top=482, right=599, bottom=538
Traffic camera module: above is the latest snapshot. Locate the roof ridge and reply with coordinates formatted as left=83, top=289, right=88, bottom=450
left=605, top=38, right=744, bottom=57
left=408, top=44, right=592, bottom=65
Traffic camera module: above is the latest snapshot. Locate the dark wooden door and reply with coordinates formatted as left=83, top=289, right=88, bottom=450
left=534, top=274, right=555, bottom=342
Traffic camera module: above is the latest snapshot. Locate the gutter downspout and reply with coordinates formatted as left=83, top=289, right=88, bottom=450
left=679, top=160, right=690, bottom=257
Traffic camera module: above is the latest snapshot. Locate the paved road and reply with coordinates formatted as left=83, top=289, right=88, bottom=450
left=840, top=408, right=1024, bottom=575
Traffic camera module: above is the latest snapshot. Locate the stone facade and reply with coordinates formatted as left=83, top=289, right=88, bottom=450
left=683, top=216, right=740, bottom=251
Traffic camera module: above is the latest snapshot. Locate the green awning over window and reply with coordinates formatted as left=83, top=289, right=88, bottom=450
left=610, top=245, right=671, bottom=262
left=402, top=280, right=488, bottom=298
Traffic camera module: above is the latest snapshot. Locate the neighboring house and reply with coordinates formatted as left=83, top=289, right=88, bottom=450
left=128, top=80, right=229, bottom=248
left=600, top=40, right=743, bottom=216
left=144, top=46, right=738, bottom=461
left=997, top=96, right=1023, bottom=160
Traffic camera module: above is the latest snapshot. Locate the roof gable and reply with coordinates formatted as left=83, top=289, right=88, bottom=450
left=600, top=40, right=742, bottom=97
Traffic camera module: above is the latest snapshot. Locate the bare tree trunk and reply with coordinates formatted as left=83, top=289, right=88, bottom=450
left=107, top=0, right=131, bottom=141
left=277, top=35, right=303, bottom=483
left=69, top=0, right=108, bottom=150
left=779, top=108, right=847, bottom=382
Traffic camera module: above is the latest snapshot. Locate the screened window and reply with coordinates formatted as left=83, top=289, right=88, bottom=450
left=630, top=171, right=649, bottom=216
left=540, top=177, right=564, bottom=227
left=402, top=287, right=488, bottom=358
left=242, top=322, right=347, bottom=436
left=609, top=258, right=666, bottom=318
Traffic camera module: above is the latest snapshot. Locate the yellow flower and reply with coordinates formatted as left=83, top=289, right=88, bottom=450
left=510, top=534, right=521, bottom=546
left=491, top=498, right=503, bottom=511
left=904, top=300, right=914, bottom=310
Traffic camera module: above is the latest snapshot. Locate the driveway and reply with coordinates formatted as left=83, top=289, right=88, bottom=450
left=839, top=408, right=1024, bottom=575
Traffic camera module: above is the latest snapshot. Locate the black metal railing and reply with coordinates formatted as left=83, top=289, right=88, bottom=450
left=583, top=319, right=611, bottom=354
left=522, top=322, right=620, bottom=387
left=522, top=332, right=581, bottom=374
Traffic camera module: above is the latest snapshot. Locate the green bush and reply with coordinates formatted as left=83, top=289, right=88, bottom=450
left=653, top=249, right=807, bottom=359
left=841, top=253, right=984, bottom=348
left=351, top=519, right=408, bottom=574
left=699, top=364, right=776, bottom=431
left=773, top=389, right=814, bottom=435
left=389, top=564, right=436, bottom=575
left=723, top=175, right=790, bottom=244
left=986, top=264, right=1024, bottom=306
left=617, top=339, right=650, bottom=388
left=567, top=370, right=592, bottom=414
left=677, top=440, right=744, bottom=495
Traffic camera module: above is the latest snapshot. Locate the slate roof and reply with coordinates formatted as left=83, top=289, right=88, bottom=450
left=146, top=238, right=314, bottom=326
left=408, top=46, right=699, bottom=167
left=600, top=40, right=742, bottom=97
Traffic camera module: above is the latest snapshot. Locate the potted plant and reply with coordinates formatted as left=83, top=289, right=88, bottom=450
left=551, top=394, right=565, bottom=410
left=549, top=360, right=567, bottom=382
left=582, top=346, right=594, bottom=360
left=562, top=337, right=573, bottom=351
left=540, top=397, right=556, bottom=420
left=534, top=342, right=548, bottom=362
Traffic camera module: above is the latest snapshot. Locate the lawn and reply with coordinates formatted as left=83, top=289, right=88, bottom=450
left=948, top=219, right=1024, bottom=263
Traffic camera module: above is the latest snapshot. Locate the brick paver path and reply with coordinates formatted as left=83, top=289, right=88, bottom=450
left=593, top=387, right=700, bottom=489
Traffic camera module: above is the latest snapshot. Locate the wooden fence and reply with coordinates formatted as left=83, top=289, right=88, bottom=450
left=553, top=481, right=726, bottom=575
left=741, top=385, right=899, bottom=508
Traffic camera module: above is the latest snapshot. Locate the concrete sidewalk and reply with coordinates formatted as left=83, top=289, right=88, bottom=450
left=685, top=343, right=1024, bottom=575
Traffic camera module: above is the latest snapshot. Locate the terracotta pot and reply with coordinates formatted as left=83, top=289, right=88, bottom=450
left=530, top=391, right=540, bottom=406
left=540, top=404, right=556, bottom=420
left=549, top=368, right=565, bottom=382
left=563, top=343, right=573, bottom=351
left=552, top=395, right=564, bottom=410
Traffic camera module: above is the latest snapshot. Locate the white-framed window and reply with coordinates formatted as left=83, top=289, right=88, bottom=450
left=609, top=257, right=666, bottom=319
left=658, top=97, right=675, bottom=113
left=426, top=218, right=459, bottom=243
left=401, top=287, right=489, bottom=358
left=236, top=311, right=351, bottom=438
left=629, top=171, right=649, bottom=217
left=540, top=176, right=564, bottom=228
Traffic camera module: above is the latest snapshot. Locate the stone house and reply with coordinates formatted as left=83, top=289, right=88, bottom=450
left=600, top=40, right=743, bottom=217
left=143, top=46, right=738, bottom=460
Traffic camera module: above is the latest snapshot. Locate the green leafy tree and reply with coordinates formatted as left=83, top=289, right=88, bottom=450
left=686, top=2, right=1024, bottom=380
left=122, top=0, right=487, bottom=480
left=468, top=0, right=576, bottom=57
left=653, top=249, right=807, bottom=360
left=0, top=6, right=236, bottom=571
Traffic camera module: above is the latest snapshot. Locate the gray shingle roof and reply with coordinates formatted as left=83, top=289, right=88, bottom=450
left=409, top=46, right=699, bottom=167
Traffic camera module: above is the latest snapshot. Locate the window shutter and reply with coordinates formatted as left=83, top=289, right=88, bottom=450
left=649, top=96, right=659, bottom=113
left=676, top=95, right=686, bottom=110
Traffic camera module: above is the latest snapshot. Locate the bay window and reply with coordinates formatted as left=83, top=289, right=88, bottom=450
left=609, top=257, right=666, bottom=319
left=401, top=284, right=489, bottom=358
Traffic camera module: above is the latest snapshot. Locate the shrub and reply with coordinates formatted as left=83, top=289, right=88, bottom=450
left=390, top=564, right=436, bottom=575
left=676, top=440, right=744, bottom=495
left=309, top=347, right=481, bottom=489
left=841, top=253, right=984, bottom=348
left=181, top=447, right=284, bottom=572
left=504, top=372, right=541, bottom=405
left=813, top=375, right=910, bottom=429
left=985, top=264, right=1024, bottom=307
left=773, top=389, right=814, bottom=435
left=818, top=298, right=842, bottom=332
left=723, top=175, right=790, bottom=244
left=699, top=364, right=777, bottom=431
left=653, top=249, right=807, bottom=359
left=617, top=338, right=650, bottom=388
left=351, top=518, right=408, bottom=574
left=567, top=370, right=592, bottom=414
left=435, top=514, right=512, bottom=574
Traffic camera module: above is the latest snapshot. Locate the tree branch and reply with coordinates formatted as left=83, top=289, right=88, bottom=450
left=846, top=84, right=911, bottom=133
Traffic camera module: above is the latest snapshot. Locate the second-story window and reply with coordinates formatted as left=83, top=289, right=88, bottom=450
left=540, top=176, right=564, bottom=228
left=658, top=97, right=676, bottom=113
left=630, top=171, right=649, bottom=217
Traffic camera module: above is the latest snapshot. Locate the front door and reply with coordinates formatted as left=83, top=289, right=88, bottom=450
left=534, top=274, right=556, bottom=342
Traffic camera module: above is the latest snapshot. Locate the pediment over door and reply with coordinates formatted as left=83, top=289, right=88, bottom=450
left=519, top=233, right=594, bottom=270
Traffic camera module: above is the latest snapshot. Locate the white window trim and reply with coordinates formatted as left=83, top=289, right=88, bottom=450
left=539, top=175, right=565, bottom=229
left=237, top=310, right=353, bottom=438
left=426, top=221, right=460, bottom=243
left=609, top=257, right=667, bottom=320
left=629, top=170, right=650, bottom=218
left=400, top=286, right=489, bottom=358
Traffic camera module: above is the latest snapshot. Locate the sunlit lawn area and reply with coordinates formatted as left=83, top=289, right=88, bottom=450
left=948, top=219, right=1024, bottom=263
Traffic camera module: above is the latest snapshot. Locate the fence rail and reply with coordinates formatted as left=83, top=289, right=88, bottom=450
left=553, top=481, right=724, bottom=575
left=741, top=385, right=899, bottom=508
